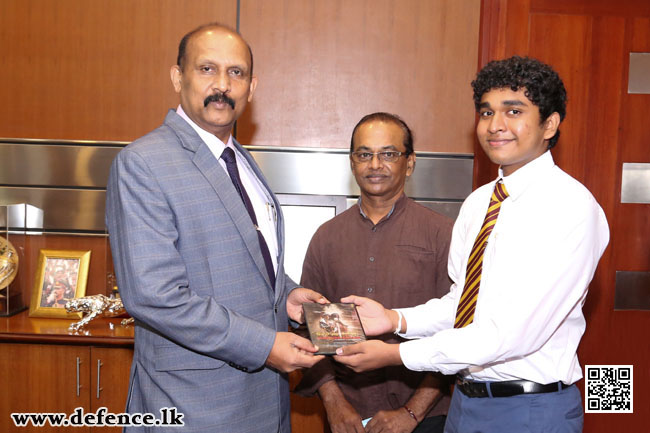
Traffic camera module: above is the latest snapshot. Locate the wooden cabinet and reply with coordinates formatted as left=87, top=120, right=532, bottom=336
left=289, top=370, right=328, bottom=433
left=90, top=347, right=132, bottom=416
left=0, top=312, right=133, bottom=432
left=0, top=343, right=91, bottom=430
left=0, top=311, right=329, bottom=432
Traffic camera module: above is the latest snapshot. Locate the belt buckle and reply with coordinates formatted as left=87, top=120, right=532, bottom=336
left=456, top=376, right=470, bottom=392
left=457, top=376, right=484, bottom=398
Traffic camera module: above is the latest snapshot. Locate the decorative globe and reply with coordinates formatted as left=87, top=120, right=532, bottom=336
left=0, top=237, right=19, bottom=290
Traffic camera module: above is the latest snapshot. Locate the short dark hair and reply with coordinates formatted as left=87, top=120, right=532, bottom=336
left=350, top=112, right=414, bottom=155
left=176, top=22, right=254, bottom=77
left=471, top=56, right=567, bottom=149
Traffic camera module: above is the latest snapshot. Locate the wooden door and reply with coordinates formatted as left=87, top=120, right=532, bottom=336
left=89, top=347, right=133, bottom=431
left=0, top=343, right=91, bottom=432
left=477, top=1, right=650, bottom=431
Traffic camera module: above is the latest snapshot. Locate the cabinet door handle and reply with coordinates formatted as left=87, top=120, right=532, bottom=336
left=76, top=357, right=82, bottom=397
left=96, top=359, right=104, bottom=399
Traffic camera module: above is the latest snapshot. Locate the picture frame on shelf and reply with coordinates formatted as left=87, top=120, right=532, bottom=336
left=29, top=249, right=91, bottom=319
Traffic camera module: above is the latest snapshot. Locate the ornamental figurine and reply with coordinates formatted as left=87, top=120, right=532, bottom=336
left=66, top=294, right=134, bottom=332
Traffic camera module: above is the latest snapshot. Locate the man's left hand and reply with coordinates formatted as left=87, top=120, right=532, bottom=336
left=265, top=332, right=324, bottom=372
left=333, top=340, right=402, bottom=372
left=287, top=287, right=329, bottom=323
left=366, top=408, right=418, bottom=433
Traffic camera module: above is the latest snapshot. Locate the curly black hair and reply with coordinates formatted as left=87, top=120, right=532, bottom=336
left=471, top=56, right=567, bottom=149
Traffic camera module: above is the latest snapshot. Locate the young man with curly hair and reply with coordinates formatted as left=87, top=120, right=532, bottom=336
left=334, top=56, right=610, bottom=433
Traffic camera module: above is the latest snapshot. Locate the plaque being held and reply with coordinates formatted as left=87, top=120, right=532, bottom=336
left=303, top=302, right=366, bottom=355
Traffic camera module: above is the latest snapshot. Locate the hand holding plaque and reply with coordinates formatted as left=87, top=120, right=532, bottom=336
left=340, top=295, right=397, bottom=336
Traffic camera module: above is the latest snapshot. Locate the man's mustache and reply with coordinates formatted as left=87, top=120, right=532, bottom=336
left=203, top=92, right=235, bottom=109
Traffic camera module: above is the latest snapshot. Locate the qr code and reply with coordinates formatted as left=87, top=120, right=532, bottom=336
left=585, top=365, right=633, bottom=413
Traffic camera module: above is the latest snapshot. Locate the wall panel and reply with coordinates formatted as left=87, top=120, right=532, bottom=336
left=239, top=0, right=481, bottom=153
left=530, top=0, right=650, bottom=17
left=528, top=14, right=592, bottom=181
left=1, top=1, right=484, bottom=431
left=580, top=16, right=625, bottom=219
left=0, top=0, right=237, bottom=142
left=474, top=0, right=531, bottom=186
left=611, top=17, right=650, bottom=292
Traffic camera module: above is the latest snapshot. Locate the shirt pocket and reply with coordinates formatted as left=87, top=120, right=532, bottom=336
left=391, top=245, right=442, bottom=298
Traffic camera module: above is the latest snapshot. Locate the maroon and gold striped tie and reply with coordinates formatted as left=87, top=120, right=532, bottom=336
left=454, top=181, right=509, bottom=328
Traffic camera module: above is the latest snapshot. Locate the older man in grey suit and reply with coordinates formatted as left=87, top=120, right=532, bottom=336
left=106, top=23, right=325, bottom=432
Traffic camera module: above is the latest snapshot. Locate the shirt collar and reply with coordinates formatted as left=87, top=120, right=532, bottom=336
left=356, top=193, right=408, bottom=223
left=499, top=150, right=555, bottom=201
left=176, top=105, right=234, bottom=151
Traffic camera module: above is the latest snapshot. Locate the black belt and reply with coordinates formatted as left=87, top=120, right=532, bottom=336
left=456, top=377, right=571, bottom=398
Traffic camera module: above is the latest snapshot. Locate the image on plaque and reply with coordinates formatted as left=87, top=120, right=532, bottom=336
left=303, top=302, right=366, bottom=355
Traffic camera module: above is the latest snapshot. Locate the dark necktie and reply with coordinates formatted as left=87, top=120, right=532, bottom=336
left=220, top=147, right=276, bottom=289
left=454, top=180, right=509, bottom=328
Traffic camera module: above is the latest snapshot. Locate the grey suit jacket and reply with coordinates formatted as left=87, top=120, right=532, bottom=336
left=106, top=110, right=297, bottom=432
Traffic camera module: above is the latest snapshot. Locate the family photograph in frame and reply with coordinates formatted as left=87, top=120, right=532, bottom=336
left=29, top=249, right=91, bottom=319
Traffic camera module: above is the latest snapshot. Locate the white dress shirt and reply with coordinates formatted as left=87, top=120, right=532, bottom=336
left=398, top=151, right=609, bottom=385
left=176, top=106, right=278, bottom=274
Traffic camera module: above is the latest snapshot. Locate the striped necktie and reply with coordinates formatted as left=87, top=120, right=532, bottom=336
left=454, top=181, right=509, bottom=328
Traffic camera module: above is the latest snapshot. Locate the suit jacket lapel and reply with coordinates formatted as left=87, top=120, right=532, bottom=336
left=164, top=111, right=273, bottom=291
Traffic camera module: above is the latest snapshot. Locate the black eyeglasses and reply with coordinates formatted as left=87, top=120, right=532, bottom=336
left=351, top=151, right=408, bottom=163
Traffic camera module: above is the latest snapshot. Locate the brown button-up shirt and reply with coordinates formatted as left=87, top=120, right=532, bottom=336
left=295, top=194, right=453, bottom=419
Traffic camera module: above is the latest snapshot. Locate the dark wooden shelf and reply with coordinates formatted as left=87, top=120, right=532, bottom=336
left=0, top=309, right=134, bottom=347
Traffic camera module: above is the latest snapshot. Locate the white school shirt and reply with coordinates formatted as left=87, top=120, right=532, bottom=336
left=176, top=106, right=278, bottom=274
left=398, top=151, right=609, bottom=385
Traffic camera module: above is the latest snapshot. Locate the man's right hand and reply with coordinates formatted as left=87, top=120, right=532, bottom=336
left=340, top=295, right=397, bottom=336
left=265, top=332, right=324, bottom=373
left=318, top=380, right=365, bottom=433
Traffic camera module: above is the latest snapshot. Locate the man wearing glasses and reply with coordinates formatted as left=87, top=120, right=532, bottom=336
left=334, top=57, right=609, bottom=433
left=295, top=113, right=453, bottom=433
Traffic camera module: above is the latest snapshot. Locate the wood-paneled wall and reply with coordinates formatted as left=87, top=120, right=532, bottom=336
left=2, top=1, right=482, bottom=432
left=0, top=0, right=237, bottom=142
left=478, top=1, right=650, bottom=431
left=239, top=0, right=480, bottom=151
left=0, top=0, right=480, bottom=154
